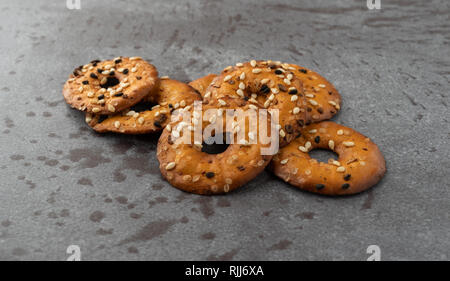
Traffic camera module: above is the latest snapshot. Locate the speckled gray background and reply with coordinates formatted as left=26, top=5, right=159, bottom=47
left=0, top=0, right=449, bottom=261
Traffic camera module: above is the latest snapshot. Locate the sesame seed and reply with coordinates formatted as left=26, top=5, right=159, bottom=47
left=172, top=130, right=180, bottom=138
left=264, top=99, right=270, bottom=108
left=318, top=84, right=326, bottom=88
left=224, top=66, right=232, bottom=71
left=249, top=104, right=258, bottom=110
left=131, top=67, right=137, bottom=73
left=165, top=162, right=176, bottom=170
left=239, top=82, right=245, bottom=90
left=92, top=107, right=101, bottom=113
left=305, top=94, right=315, bottom=98
left=271, top=88, right=279, bottom=94
left=337, top=129, right=344, bottom=135
left=260, top=78, right=269, bottom=84
left=100, top=77, right=107, bottom=85
left=183, top=175, right=192, bottom=182
left=343, top=141, right=355, bottom=147
left=107, top=104, right=116, bottom=112
left=336, top=166, right=346, bottom=172
left=160, top=76, right=169, bottom=79
left=286, top=73, right=293, bottom=80
left=87, top=92, right=94, bottom=98
left=279, top=129, right=286, bottom=137
left=152, top=105, right=161, bottom=110
left=192, top=175, right=200, bottom=182
left=280, top=159, right=289, bottom=164
left=250, top=60, right=257, bottom=67
left=180, top=100, right=186, bottom=107
left=130, top=56, right=141, bottom=61
left=224, top=75, right=232, bottom=82
left=328, top=101, right=337, bottom=106
left=78, top=86, right=84, bottom=92
left=239, top=72, right=246, bottom=80
left=293, top=107, right=300, bottom=114
left=224, top=184, right=230, bottom=192
left=113, top=121, right=120, bottom=128
left=257, top=160, right=265, bottom=167
left=218, top=99, right=227, bottom=106
left=291, top=95, right=298, bottom=102
left=204, top=91, right=211, bottom=98
left=332, top=160, right=341, bottom=166
left=305, top=169, right=311, bottom=175
left=309, top=99, right=318, bottom=106
left=308, top=129, right=317, bottom=133
left=283, top=78, right=291, bottom=85
left=328, top=140, right=335, bottom=150
left=305, top=141, right=312, bottom=149
left=268, top=94, right=275, bottom=101
left=252, top=68, right=262, bottom=74
left=236, top=62, right=243, bottom=67
left=298, top=146, right=308, bottom=152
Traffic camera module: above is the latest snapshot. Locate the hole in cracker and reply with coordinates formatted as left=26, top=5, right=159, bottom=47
left=309, top=149, right=338, bottom=163
left=100, top=76, right=120, bottom=89
left=201, top=133, right=230, bottom=155
left=129, top=101, right=158, bottom=113
left=97, top=115, right=109, bottom=123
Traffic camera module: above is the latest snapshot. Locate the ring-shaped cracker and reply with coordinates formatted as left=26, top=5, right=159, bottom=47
left=205, top=60, right=308, bottom=147
left=269, top=121, right=386, bottom=195
left=63, top=56, right=158, bottom=114
left=86, top=79, right=201, bottom=134
left=157, top=97, right=274, bottom=195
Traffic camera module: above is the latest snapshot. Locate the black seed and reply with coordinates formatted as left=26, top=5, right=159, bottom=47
left=97, top=94, right=104, bottom=100
left=317, top=107, right=324, bottom=114
left=305, top=120, right=311, bottom=125
left=205, top=172, right=215, bottom=178
left=91, top=59, right=101, bottom=64
left=297, top=119, right=304, bottom=127
left=316, top=184, right=325, bottom=190
left=314, top=136, right=320, bottom=143
left=342, top=183, right=350, bottom=189
left=237, top=166, right=245, bottom=171
left=136, top=76, right=142, bottom=80
left=168, top=104, right=173, bottom=108
left=363, top=148, right=368, bottom=151
left=90, top=73, right=98, bottom=79
left=123, top=69, right=129, bottom=74
left=328, top=91, right=333, bottom=95
left=92, top=62, right=98, bottom=67
left=269, top=64, right=277, bottom=69
left=97, top=68, right=103, bottom=73
left=299, top=69, right=307, bottom=74
left=243, top=96, right=249, bottom=101
left=114, top=59, right=122, bottom=64
left=154, top=121, right=161, bottom=128
left=109, top=71, right=115, bottom=76
left=285, top=124, right=293, bottom=134
left=307, top=107, right=312, bottom=112
left=97, top=115, right=108, bottom=123
left=344, top=174, right=351, bottom=181
left=275, top=69, right=283, bottom=75
left=278, top=84, right=287, bottom=92
left=114, top=92, right=123, bottom=97
left=82, top=80, right=89, bottom=85
left=288, top=88, right=298, bottom=95
left=260, top=84, right=270, bottom=94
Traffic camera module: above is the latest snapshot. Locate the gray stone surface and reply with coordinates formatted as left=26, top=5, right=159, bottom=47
left=0, top=0, right=449, bottom=261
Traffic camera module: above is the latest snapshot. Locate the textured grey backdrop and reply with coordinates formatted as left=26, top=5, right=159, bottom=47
left=0, top=0, right=449, bottom=260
